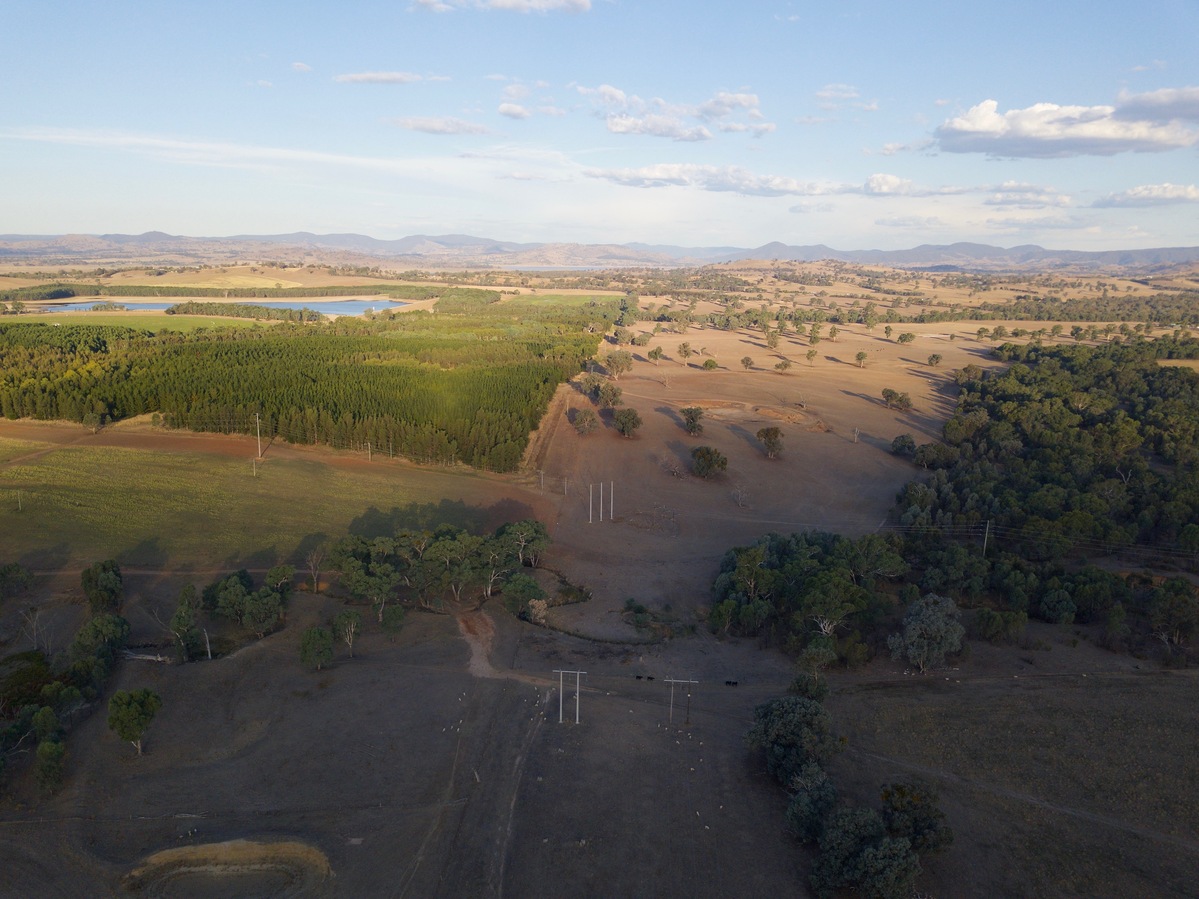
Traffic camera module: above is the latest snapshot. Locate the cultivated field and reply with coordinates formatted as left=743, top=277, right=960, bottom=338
left=2, top=266, right=1197, bottom=897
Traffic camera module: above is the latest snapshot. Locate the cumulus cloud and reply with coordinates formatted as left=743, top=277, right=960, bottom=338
left=393, top=116, right=490, bottom=134
left=697, top=91, right=760, bottom=120
left=577, top=83, right=774, bottom=141
left=1114, top=86, right=1199, bottom=123
left=335, top=71, right=424, bottom=84
left=863, top=173, right=912, bottom=195
left=936, top=97, right=1198, bottom=157
left=606, top=114, right=711, bottom=142
left=292, top=62, right=312, bottom=72
left=498, top=102, right=531, bottom=119
left=1093, top=183, right=1199, bottom=207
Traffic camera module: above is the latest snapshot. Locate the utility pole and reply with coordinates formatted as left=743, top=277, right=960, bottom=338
left=599, top=482, right=603, bottom=522
left=664, top=677, right=698, bottom=725
left=589, top=484, right=593, bottom=524
left=982, top=519, right=991, bottom=557
left=610, top=480, right=614, bottom=520
left=552, top=669, right=586, bottom=724
left=254, top=412, right=262, bottom=459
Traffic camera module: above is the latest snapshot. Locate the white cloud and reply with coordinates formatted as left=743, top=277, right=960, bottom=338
left=394, top=117, right=490, bottom=134
left=983, top=181, right=1072, bottom=208
left=577, top=84, right=773, bottom=141
left=292, top=62, right=312, bottom=73
left=935, top=97, right=1198, bottom=157
left=697, top=91, right=760, bottom=120
left=5, top=126, right=472, bottom=175
left=502, top=83, right=531, bottom=100
left=863, top=173, right=911, bottom=195
left=1114, top=86, right=1199, bottom=123
left=335, top=71, right=424, bottom=84
left=577, top=83, right=628, bottom=109
left=606, top=114, right=711, bottom=142
left=586, top=163, right=839, bottom=196
left=876, top=215, right=947, bottom=230
left=1093, top=183, right=1199, bottom=207
left=498, top=102, right=531, bottom=119
left=816, top=83, right=859, bottom=103
left=985, top=214, right=1087, bottom=232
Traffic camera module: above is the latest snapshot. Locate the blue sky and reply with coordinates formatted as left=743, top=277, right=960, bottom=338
left=3, top=0, right=1198, bottom=250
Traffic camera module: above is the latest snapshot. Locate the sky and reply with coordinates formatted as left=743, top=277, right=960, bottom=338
left=3, top=0, right=1198, bottom=251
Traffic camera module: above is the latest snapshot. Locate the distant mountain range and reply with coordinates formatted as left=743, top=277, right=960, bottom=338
left=2, top=231, right=1198, bottom=273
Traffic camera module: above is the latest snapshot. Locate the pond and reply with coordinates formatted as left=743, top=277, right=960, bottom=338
left=35, top=298, right=406, bottom=317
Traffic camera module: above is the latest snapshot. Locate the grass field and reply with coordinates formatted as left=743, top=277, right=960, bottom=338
left=0, top=440, right=503, bottom=570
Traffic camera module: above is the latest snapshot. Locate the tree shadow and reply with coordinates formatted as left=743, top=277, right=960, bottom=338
left=727, top=424, right=765, bottom=454
left=347, top=500, right=488, bottom=538
left=289, top=531, right=331, bottom=566
left=18, top=542, right=72, bottom=572
left=223, top=545, right=279, bottom=572
left=655, top=405, right=684, bottom=429
left=664, top=439, right=694, bottom=469
left=119, top=538, right=170, bottom=569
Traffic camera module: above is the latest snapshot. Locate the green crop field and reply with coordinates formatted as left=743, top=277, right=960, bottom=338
left=0, top=443, right=493, bottom=569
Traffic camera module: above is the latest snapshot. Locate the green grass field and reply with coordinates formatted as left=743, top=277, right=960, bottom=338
left=0, top=440, right=491, bottom=570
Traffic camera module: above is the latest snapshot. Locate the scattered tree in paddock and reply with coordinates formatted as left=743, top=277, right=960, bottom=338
left=334, top=609, right=362, bottom=658
left=82, top=560, right=123, bottom=615
left=887, top=594, right=965, bottom=674
left=604, top=349, right=633, bottom=379
left=756, top=426, right=783, bottom=459
left=691, top=446, right=728, bottom=479
left=300, top=626, right=334, bottom=671
left=855, top=351, right=867, bottom=368
left=107, top=689, right=163, bottom=756
left=680, top=406, right=705, bottom=436
left=613, top=407, right=643, bottom=438
left=572, top=407, right=599, bottom=435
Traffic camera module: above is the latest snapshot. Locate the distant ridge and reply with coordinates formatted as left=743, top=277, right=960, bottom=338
left=1, top=231, right=1197, bottom=273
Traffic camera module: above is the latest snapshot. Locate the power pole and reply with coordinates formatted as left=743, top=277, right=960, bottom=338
left=982, top=519, right=991, bottom=557
left=664, top=677, right=698, bottom=725
left=610, top=480, right=614, bottom=520
left=552, top=669, right=586, bottom=724
left=254, top=412, right=262, bottom=459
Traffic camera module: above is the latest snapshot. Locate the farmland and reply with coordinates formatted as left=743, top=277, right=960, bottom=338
left=1, top=261, right=1197, bottom=897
